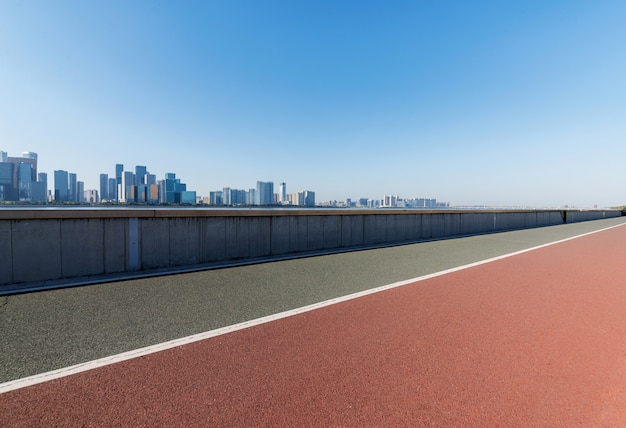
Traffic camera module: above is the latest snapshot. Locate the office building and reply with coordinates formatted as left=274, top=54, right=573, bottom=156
left=54, top=170, right=69, bottom=202
left=100, top=174, right=109, bottom=201
left=17, top=163, right=33, bottom=200
left=256, top=181, right=274, bottom=205
left=209, top=191, right=223, bottom=205
left=135, top=166, right=147, bottom=186
left=108, top=178, right=117, bottom=202
left=31, top=173, right=47, bottom=202
left=118, top=171, right=135, bottom=202
left=77, top=181, right=85, bottom=203
left=69, top=173, right=77, bottom=202
left=4, top=152, right=37, bottom=201
left=85, top=189, right=98, bottom=203
left=0, top=162, right=14, bottom=200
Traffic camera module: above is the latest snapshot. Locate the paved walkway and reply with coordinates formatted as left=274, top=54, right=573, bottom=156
left=2, top=218, right=626, bottom=426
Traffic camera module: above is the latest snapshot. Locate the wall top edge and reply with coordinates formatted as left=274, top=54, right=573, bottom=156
left=0, top=208, right=618, bottom=220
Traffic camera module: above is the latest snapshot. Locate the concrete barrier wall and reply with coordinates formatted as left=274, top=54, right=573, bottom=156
left=0, top=209, right=620, bottom=287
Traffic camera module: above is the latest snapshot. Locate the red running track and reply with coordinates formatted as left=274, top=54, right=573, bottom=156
left=2, top=225, right=626, bottom=426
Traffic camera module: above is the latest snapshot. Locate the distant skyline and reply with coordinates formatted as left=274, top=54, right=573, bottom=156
left=1, top=1, right=625, bottom=207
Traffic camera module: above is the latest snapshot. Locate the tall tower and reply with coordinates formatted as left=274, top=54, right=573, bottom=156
left=115, top=164, right=123, bottom=201
left=256, top=181, right=274, bottom=205
left=100, top=174, right=109, bottom=201
left=279, top=182, right=286, bottom=204
left=54, top=170, right=69, bottom=202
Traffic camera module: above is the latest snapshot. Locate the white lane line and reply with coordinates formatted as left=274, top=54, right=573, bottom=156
left=2, top=221, right=624, bottom=394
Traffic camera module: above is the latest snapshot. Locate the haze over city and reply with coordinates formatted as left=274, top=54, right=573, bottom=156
left=1, top=1, right=625, bottom=207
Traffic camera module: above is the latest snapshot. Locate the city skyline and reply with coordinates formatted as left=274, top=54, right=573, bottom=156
left=1, top=1, right=625, bottom=208
left=1, top=149, right=450, bottom=207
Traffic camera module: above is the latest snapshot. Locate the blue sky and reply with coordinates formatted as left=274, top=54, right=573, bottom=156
left=1, top=0, right=625, bottom=207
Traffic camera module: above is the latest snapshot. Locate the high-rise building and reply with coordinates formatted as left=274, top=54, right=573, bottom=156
left=256, top=181, right=274, bottom=205
left=5, top=152, right=37, bottom=201
left=279, top=182, right=286, bottom=204
left=135, top=166, right=147, bottom=186
left=209, top=191, right=223, bottom=205
left=99, top=174, right=109, bottom=201
left=119, top=171, right=135, bottom=202
left=115, top=164, right=123, bottom=201
left=77, top=181, right=85, bottom=203
left=147, top=184, right=159, bottom=203
left=115, top=164, right=123, bottom=181
left=69, top=173, right=77, bottom=202
left=54, top=170, right=69, bottom=202
left=303, top=191, right=315, bottom=207
left=108, top=178, right=117, bottom=202
left=17, top=163, right=33, bottom=200
left=31, top=172, right=47, bottom=202
left=0, top=162, right=14, bottom=200
left=85, top=189, right=99, bottom=203
left=0, top=151, right=7, bottom=163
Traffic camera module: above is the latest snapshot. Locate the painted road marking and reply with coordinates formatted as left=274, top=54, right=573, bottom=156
left=2, top=221, right=624, bottom=394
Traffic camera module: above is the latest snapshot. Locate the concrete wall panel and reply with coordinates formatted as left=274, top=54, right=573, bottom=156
left=248, top=217, right=271, bottom=258
left=375, top=215, right=390, bottom=244
left=169, top=218, right=201, bottom=266
left=322, top=216, right=341, bottom=249
left=12, top=219, right=61, bottom=283
left=0, top=222, right=12, bottom=285
left=307, top=217, right=324, bottom=251
left=202, top=217, right=226, bottom=262
left=290, top=216, right=308, bottom=253
left=408, top=214, right=422, bottom=241
left=362, top=215, right=377, bottom=245
left=270, top=216, right=290, bottom=256
left=346, top=215, right=365, bottom=247
left=141, top=218, right=170, bottom=269
left=430, top=214, right=446, bottom=238
left=104, top=218, right=126, bottom=274
left=225, top=217, right=250, bottom=259
left=61, top=219, right=105, bottom=278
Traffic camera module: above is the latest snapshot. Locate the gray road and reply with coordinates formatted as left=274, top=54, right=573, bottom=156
left=1, top=217, right=625, bottom=383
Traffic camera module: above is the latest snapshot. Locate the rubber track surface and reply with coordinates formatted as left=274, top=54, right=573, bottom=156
left=2, top=225, right=626, bottom=426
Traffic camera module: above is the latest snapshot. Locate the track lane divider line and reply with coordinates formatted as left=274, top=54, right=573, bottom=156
left=2, top=222, right=625, bottom=394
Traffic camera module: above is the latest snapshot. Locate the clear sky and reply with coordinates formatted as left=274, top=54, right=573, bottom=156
left=1, top=0, right=625, bottom=207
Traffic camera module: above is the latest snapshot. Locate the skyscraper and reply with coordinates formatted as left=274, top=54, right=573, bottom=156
left=17, top=163, right=32, bottom=200
left=31, top=172, right=47, bottom=202
left=0, top=162, right=14, bottom=200
left=119, top=171, right=135, bottom=202
left=135, top=165, right=147, bottom=186
left=54, top=170, right=69, bottom=202
left=77, top=181, right=85, bottom=203
left=256, top=181, right=274, bottom=205
left=6, top=152, right=37, bottom=201
left=279, top=182, right=286, bottom=204
left=99, top=174, right=109, bottom=201
left=108, top=178, right=117, bottom=202
left=69, top=173, right=77, bottom=202
left=115, top=164, right=123, bottom=201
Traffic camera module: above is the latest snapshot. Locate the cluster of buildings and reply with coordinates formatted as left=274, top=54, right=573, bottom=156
left=0, top=151, right=196, bottom=204
left=207, top=182, right=315, bottom=207
left=1, top=150, right=444, bottom=208
left=99, top=165, right=196, bottom=204
left=0, top=151, right=48, bottom=202
left=322, top=196, right=448, bottom=209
